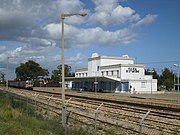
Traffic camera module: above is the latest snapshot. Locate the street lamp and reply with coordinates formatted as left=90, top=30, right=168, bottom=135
left=148, top=70, right=154, bottom=94
left=174, top=64, right=180, bottom=102
left=6, top=57, right=9, bottom=90
left=61, top=11, right=87, bottom=128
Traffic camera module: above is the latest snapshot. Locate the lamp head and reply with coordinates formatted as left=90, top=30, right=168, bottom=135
left=174, top=64, right=178, bottom=67
left=78, top=11, right=87, bottom=16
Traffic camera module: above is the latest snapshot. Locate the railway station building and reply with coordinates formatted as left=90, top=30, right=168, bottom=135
left=66, top=53, right=157, bottom=93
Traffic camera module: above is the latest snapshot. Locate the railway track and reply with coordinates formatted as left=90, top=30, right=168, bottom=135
left=57, top=95, right=179, bottom=134
left=28, top=87, right=180, bottom=113
left=1, top=87, right=180, bottom=135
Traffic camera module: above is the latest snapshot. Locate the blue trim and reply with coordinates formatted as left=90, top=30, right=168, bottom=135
left=120, top=82, right=129, bottom=92
left=174, top=84, right=180, bottom=86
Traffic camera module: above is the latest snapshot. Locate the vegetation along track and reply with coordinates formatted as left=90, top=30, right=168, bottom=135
left=2, top=87, right=180, bottom=134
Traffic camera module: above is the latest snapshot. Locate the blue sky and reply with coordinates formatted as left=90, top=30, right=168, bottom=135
left=0, top=0, right=180, bottom=79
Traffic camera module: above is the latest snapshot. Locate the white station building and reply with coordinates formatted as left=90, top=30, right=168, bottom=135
left=66, top=53, right=157, bottom=93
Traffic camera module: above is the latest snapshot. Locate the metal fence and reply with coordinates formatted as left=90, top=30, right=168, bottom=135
left=1, top=89, right=178, bottom=135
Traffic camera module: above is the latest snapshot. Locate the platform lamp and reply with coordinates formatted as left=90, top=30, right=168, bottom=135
left=148, top=70, right=154, bottom=94
left=6, top=57, right=9, bottom=91
left=61, top=11, right=87, bottom=128
left=174, top=64, right=180, bottom=102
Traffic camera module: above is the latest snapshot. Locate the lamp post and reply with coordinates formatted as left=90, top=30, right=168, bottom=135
left=61, top=11, right=87, bottom=128
left=148, top=70, right=154, bottom=94
left=95, top=77, right=97, bottom=94
left=174, top=73, right=176, bottom=91
left=174, top=64, right=180, bottom=102
left=6, top=57, right=9, bottom=90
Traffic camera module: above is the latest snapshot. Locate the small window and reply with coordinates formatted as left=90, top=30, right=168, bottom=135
left=111, top=71, right=114, bottom=75
left=102, top=71, right=104, bottom=76
left=97, top=66, right=100, bottom=71
left=141, top=82, right=146, bottom=88
left=106, top=71, right=108, bottom=75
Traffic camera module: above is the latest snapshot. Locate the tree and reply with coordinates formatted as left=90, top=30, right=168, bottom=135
left=145, top=68, right=159, bottom=80
left=15, top=60, right=49, bottom=81
left=51, top=64, right=74, bottom=82
left=0, top=72, right=5, bottom=82
left=159, top=68, right=174, bottom=91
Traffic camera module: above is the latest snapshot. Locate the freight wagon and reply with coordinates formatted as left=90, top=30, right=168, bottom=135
left=8, top=80, right=33, bottom=90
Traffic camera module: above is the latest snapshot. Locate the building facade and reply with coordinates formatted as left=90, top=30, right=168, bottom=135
left=66, top=53, right=157, bottom=93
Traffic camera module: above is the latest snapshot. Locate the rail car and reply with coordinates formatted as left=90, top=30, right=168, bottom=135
left=8, top=80, right=33, bottom=90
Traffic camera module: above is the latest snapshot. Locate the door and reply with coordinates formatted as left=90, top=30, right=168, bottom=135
left=120, top=82, right=129, bottom=92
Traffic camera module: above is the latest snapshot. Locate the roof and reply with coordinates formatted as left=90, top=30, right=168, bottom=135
left=76, top=68, right=88, bottom=72
left=88, top=55, right=134, bottom=61
left=100, top=64, right=144, bottom=69
left=65, top=76, right=120, bottom=82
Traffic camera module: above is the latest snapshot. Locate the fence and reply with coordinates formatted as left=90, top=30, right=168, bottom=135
left=0, top=89, right=177, bottom=135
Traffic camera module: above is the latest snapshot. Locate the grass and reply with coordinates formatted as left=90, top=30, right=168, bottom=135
left=0, top=91, right=131, bottom=135
left=0, top=92, right=53, bottom=135
left=0, top=92, right=89, bottom=135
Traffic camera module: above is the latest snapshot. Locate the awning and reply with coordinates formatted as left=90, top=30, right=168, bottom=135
left=65, top=76, right=121, bottom=82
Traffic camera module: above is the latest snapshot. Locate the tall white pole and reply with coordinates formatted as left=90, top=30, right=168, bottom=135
left=148, top=70, right=154, bottom=94
left=151, top=79, right=152, bottom=94
left=61, top=11, right=87, bottom=129
left=95, top=74, right=97, bottom=94
left=6, top=57, right=9, bottom=90
left=61, top=15, right=66, bottom=128
left=178, top=66, right=179, bottom=102
left=174, top=73, right=176, bottom=91
left=174, top=64, right=180, bottom=102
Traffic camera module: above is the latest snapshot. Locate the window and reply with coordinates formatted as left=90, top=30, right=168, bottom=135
left=102, top=71, right=104, bottom=76
left=106, top=71, right=108, bottom=75
left=117, top=70, right=119, bottom=77
left=97, top=66, right=100, bottom=71
left=141, top=82, right=146, bottom=88
left=111, top=71, right=114, bottom=75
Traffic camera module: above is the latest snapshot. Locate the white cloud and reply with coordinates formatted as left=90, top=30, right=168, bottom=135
left=43, top=23, right=60, bottom=40
left=66, top=53, right=85, bottom=64
left=90, top=0, right=140, bottom=26
left=0, top=0, right=85, bottom=40
left=0, top=46, right=6, bottom=51
left=44, top=23, right=136, bottom=48
left=65, top=15, right=88, bottom=25
left=0, top=0, right=158, bottom=79
left=0, top=0, right=157, bottom=55
left=131, top=14, right=158, bottom=29
left=0, top=53, right=7, bottom=62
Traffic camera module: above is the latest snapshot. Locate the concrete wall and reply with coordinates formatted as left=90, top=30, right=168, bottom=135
left=121, top=66, right=145, bottom=80
left=129, top=79, right=157, bottom=94
left=88, top=58, right=101, bottom=76
left=100, top=57, right=134, bottom=67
